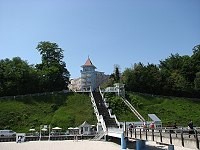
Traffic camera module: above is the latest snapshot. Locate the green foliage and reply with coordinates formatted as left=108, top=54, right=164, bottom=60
left=36, top=41, right=70, bottom=92
left=105, top=92, right=200, bottom=126
left=0, top=41, right=70, bottom=97
left=0, top=57, right=39, bottom=96
left=194, top=72, right=200, bottom=90
left=0, top=93, right=96, bottom=132
left=113, top=64, right=120, bottom=83
left=121, top=44, right=200, bottom=98
left=105, top=93, right=137, bottom=121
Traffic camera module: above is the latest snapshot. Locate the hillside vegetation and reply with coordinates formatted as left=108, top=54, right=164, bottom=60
left=0, top=92, right=96, bottom=132
left=1, top=91, right=200, bottom=133
left=105, top=92, right=200, bottom=127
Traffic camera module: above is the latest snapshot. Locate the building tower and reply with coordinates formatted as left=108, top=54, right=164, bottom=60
left=80, top=57, right=97, bottom=91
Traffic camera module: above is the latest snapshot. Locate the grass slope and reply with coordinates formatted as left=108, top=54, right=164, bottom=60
left=1, top=91, right=199, bottom=133
left=105, top=92, right=200, bottom=127
left=0, top=92, right=96, bottom=132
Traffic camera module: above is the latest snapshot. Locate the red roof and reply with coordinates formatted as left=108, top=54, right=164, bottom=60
left=81, top=57, right=96, bottom=68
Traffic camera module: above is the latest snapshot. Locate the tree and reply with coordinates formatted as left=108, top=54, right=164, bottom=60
left=36, top=42, right=64, bottom=66
left=0, top=57, right=38, bottom=96
left=194, top=72, right=200, bottom=91
left=122, top=68, right=134, bottom=91
left=192, top=45, right=200, bottom=72
left=113, top=64, right=120, bottom=83
left=36, top=41, right=70, bottom=92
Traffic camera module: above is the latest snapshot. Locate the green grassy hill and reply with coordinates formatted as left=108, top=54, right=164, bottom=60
left=0, top=92, right=96, bottom=132
left=105, top=92, right=200, bottom=127
left=0, top=91, right=199, bottom=133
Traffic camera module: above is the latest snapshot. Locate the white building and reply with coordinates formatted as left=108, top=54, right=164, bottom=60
left=79, top=121, right=92, bottom=135
left=68, top=57, right=109, bottom=91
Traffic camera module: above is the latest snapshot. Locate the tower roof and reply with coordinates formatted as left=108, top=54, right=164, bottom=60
left=81, top=57, right=96, bottom=68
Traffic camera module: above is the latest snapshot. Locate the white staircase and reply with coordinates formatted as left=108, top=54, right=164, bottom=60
left=91, top=132, right=105, bottom=141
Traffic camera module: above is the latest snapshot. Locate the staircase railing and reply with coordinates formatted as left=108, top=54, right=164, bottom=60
left=99, top=87, right=120, bottom=128
left=99, top=115, right=107, bottom=132
left=90, top=89, right=107, bottom=132
left=91, top=131, right=105, bottom=141
left=121, top=96, right=146, bottom=123
left=90, top=91, right=100, bottom=122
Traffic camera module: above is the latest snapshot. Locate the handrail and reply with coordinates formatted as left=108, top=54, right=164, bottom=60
left=108, top=109, right=121, bottom=128
left=121, top=96, right=145, bottom=123
left=99, top=115, right=107, bottom=132
left=91, top=88, right=107, bottom=132
left=90, top=91, right=100, bottom=122
left=99, top=87, right=120, bottom=128
left=125, top=127, right=199, bottom=149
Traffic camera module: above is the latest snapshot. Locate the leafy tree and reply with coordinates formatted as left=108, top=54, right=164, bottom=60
left=113, top=64, right=120, bottom=83
left=192, top=45, right=200, bottom=72
left=36, top=41, right=70, bottom=92
left=122, top=68, right=134, bottom=91
left=0, top=57, right=38, bottom=96
left=121, top=45, right=200, bottom=98
left=144, top=64, right=162, bottom=94
left=194, top=72, right=200, bottom=91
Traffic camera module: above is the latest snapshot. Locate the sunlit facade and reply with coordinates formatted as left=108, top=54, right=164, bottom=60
left=68, top=57, right=109, bottom=91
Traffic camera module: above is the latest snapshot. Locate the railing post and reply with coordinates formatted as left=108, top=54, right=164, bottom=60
left=168, top=145, right=174, bottom=150
left=131, top=128, right=133, bottom=138
left=169, top=130, right=172, bottom=145
left=135, top=128, right=137, bottom=138
left=139, top=128, right=142, bottom=139
left=136, top=140, right=146, bottom=150
left=152, top=129, right=154, bottom=141
left=159, top=129, right=162, bottom=143
left=195, top=130, right=199, bottom=149
left=121, top=133, right=127, bottom=150
left=181, top=129, right=184, bottom=147
left=124, top=122, right=126, bottom=137
left=145, top=129, right=148, bottom=140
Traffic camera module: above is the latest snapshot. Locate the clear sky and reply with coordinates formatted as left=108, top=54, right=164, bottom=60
left=0, top=0, right=200, bottom=78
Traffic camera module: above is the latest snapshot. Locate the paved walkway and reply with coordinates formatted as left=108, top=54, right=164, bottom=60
left=145, top=141, right=195, bottom=150
left=0, top=140, right=120, bottom=150
left=0, top=140, right=195, bottom=150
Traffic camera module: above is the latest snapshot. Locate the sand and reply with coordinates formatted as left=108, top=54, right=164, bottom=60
left=0, top=140, right=195, bottom=150
left=0, top=140, right=120, bottom=150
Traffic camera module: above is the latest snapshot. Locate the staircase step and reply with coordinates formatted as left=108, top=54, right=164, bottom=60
left=92, top=92, right=118, bottom=128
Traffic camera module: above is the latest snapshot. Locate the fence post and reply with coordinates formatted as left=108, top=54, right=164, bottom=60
left=195, top=130, right=199, bottom=149
left=139, top=128, right=142, bottom=139
left=168, top=144, right=174, bottom=150
left=159, top=129, right=162, bottom=143
left=145, top=129, right=148, bottom=140
left=135, top=128, right=137, bottom=138
left=181, top=129, right=184, bottom=147
left=121, top=133, right=127, bottom=150
left=152, top=129, right=154, bottom=141
left=169, top=130, right=172, bottom=145
left=136, top=140, right=146, bottom=150
left=131, top=128, right=133, bottom=138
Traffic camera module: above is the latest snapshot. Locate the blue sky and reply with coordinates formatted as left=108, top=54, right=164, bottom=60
left=0, top=0, right=199, bottom=78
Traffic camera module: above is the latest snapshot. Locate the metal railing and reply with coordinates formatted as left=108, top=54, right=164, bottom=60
left=125, top=127, right=199, bottom=149
left=121, top=96, right=145, bottom=123
left=90, top=92, right=100, bottom=122
left=99, top=87, right=121, bottom=128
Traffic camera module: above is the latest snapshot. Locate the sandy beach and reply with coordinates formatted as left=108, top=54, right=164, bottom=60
left=0, top=140, right=195, bottom=150
left=0, top=140, right=120, bottom=150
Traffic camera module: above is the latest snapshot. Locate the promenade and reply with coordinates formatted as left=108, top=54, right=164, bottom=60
left=0, top=140, right=120, bottom=150
left=0, top=140, right=195, bottom=150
